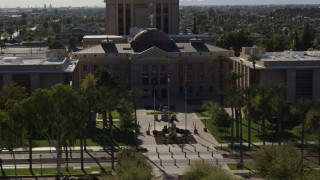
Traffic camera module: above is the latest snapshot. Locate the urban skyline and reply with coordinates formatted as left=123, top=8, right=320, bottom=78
left=0, top=0, right=319, bottom=8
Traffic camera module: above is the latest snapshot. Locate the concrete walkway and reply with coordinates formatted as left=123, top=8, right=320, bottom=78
left=135, top=98, right=236, bottom=179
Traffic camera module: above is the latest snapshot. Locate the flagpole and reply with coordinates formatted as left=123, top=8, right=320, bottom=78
left=153, top=68, right=156, bottom=131
left=167, top=73, right=170, bottom=127
left=185, top=68, right=187, bottom=134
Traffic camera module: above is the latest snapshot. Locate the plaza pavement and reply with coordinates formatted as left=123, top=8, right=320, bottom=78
left=135, top=98, right=241, bottom=180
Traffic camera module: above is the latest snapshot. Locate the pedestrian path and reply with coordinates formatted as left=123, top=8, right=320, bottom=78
left=136, top=98, right=234, bottom=179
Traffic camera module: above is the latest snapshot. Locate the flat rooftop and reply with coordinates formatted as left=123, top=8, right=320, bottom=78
left=0, top=56, right=78, bottom=73
left=231, top=50, right=320, bottom=69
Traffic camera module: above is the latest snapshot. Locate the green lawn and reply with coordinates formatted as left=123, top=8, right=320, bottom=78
left=196, top=108, right=316, bottom=143
left=1, top=166, right=112, bottom=176
left=201, top=118, right=263, bottom=143
left=227, top=161, right=320, bottom=170
left=193, top=109, right=208, bottom=117
left=32, top=139, right=101, bottom=147
left=97, top=111, right=120, bottom=119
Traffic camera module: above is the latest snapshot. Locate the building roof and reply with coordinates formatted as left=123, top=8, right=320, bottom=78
left=231, top=50, right=320, bottom=70
left=76, top=41, right=230, bottom=55
left=130, top=28, right=178, bottom=52
left=0, top=56, right=77, bottom=73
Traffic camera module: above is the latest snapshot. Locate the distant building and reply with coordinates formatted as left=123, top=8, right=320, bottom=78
left=0, top=49, right=78, bottom=93
left=230, top=47, right=320, bottom=100
left=105, top=0, right=179, bottom=35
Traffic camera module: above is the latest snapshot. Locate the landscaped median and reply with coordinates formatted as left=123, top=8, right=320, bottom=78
left=1, top=166, right=112, bottom=176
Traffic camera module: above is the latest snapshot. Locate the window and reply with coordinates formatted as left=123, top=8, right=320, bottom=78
left=161, top=65, right=167, bottom=71
left=114, top=64, right=120, bottom=71
left=188, top=86, right=193, bottom=94
left=83, top=65, right=87, bottom=71
left=160, top=73, right=167, bottom=84
left=188, top=63, right=192, bottom=71
left=199, top=86, right=203, bottom=93
left=94, top=65, right=98, bottom=71
left=142, top=73, right=149, bottom=85
left=143, top=65, right=148, bottom=72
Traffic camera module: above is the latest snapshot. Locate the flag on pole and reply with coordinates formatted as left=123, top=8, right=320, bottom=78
left=184, top=72, right=188, bottom=87
left=167, top=73, right=170, bottom=84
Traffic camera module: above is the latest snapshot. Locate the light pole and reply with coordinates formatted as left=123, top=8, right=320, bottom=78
left=40, top=154, right=42, bottom=175
left=153, top=67, right=156, bottom=131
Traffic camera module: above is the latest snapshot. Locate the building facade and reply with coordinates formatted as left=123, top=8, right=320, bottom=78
left=72, top=28, right=234, bottom=98
left=230, top=47, right=320, bottom=100
left=105, top=0, right=179, bottom=35
left=0, top=49, right=78, bottom=93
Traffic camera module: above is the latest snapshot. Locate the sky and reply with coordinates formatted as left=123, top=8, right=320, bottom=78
left=0, top=0, right=319, bottom=8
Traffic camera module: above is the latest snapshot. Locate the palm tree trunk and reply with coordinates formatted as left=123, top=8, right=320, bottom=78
left=80, top=129, right=84, bottom=170
left=235, top=108, right=239, bottom=138
left=318, top=132, right=320, bottom=164
left=277, top=117, right=282, bottom=145
left=13, top=153, right=17, bottom=180
left=262, top=118, right=266, bottom=146
left=219, top=63, right=224, bottom=106
left=65, top=146, right=69, bottom=171
left=134, top=104, right=138, bottom=150
left=239, top=109, right=243, bottom=164
left=301, top=118, right=305, bottom=153
left=248, top=118, right=251, bottom=148
left=231, top=107, right=234, bottom=147
left=102, top=112, right=107, bottom=149
left=29, top=130, right=32, bottom=171
left=56, top=147, right=61, bottom=180
left=108, top=110, right=115, bottom=170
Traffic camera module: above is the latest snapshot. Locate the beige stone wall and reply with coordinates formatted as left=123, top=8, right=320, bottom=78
left=105, top=0, right=179, bottom=35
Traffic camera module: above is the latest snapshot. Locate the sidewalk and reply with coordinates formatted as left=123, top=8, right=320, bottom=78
left=135, top=98, right=231, bottom=179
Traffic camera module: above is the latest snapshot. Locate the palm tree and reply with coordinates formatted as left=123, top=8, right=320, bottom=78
left=243, top=86, right=257, bottom=148
left=214, top=54, right=227, bottom=106
left=246, top=54, right=260, bottom=147
left=224, top=71, right=242, bottom=147
left=127, top=88, right=145, bottom=150
left=247, top=54, right=260, bottom=85
left=291, top=99, right=312, bottom=153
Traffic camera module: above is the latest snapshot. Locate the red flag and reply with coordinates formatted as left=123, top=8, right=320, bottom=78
left=184, top=72, right=188, bottom=86
left=167, top=74, right=170, bottom=84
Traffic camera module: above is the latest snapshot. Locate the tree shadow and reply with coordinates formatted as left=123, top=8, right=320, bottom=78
left=85, top=149, right=106, bottom=173
left=29, top=168, right=39, bottom=180
left=0, top=159, right=5, bottom=176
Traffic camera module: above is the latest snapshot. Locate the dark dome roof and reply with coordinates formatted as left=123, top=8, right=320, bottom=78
left=131, top=28, right=178, bottom=52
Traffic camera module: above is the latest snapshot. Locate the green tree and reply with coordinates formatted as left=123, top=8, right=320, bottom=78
left=216, top=30, right=252, bottom=56
left=80, top=74, right=97, bottom=169
left=93, top=68, right=117, bottom=88
left=183, top=161, right=237, bottom=180
left=115, top=148, right=153, bottom=180
left=305, top=109, right=320, bottom=164
left=0, top=82, right=28, bottom=109
left=202, top=101, right=232, bottom=136
left=301, top=23, right=314, bottom=51
left=0, top=40, right=5, bottom=55
left=291, top=99, right=313, bottom=152
left=126, top=88, right=146, bottom=149
left=0, top=110, right=27, bottom=179
left=214, top=54, right=226, bottom=106
left=69, top=37, right=76, bottom=50
left=95, top=86, right=119, bottom=170
left=31, top=84, right=88, bottom=179
left=224, top=71, right=242, bottom=146
left=254, top=144, right=304, bottom=180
